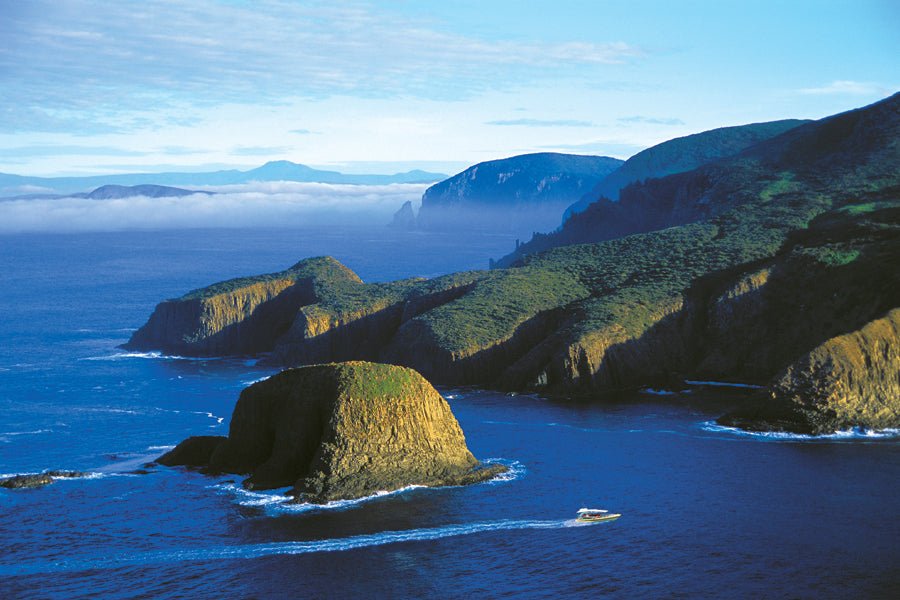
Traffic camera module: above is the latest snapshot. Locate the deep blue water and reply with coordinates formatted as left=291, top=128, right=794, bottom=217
left=1, top=227, right=898, bottom=599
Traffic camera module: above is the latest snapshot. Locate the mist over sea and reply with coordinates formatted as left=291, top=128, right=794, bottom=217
left=0, top=182, right=428, bottom=233
left=1, top=221, right=898, bottom=598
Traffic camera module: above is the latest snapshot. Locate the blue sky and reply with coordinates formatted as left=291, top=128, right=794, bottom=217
left=1, top=0, right=896, bottom=176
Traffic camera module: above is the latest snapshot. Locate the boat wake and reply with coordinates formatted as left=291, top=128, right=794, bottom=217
left=0, top=519, right=574, bottom=576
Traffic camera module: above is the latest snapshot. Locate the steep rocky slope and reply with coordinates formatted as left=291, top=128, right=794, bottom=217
left=496, top=95, right=896, bottom=267
left=563, top=119, right=806, bottom=219
left=158, top=362, right=504, bottom=502
left=720, top=309, right=900, bottom=434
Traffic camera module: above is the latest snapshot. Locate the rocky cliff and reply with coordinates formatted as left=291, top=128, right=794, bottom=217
left=158, top=362, right=505, bottom=502
left=415, top=152, right=622, bottom=236
left=124, top=256, right=363, bottom=356
left=719, top=309, right=900, bottom=434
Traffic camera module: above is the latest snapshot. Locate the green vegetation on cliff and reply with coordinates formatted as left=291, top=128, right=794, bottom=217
left=179, top=256, right=361, bottom=300
left=132, top=94, right=900, bottom=432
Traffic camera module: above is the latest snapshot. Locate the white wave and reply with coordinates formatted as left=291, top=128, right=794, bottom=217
left=0, top=470, right=104, bottom=481
left=147, top=445, right=176, bottom=451
left=213, top=481, right=429, bottom=513
left=0, top=518, right=571, bottom=575
left=191, top=411, right=225, bottom=426
left=480, top=459, right=526, bottom=484
left=81, top=352, right=221, bottom=362
left=684, top=379, right=764, bottom=390
left=213, top=459, right=521, bottom=512
left=0, top=429, right=53, bottom=436
left=701, top=421, right=900, bottom=441
left=241, top=375, right=272, bottom=386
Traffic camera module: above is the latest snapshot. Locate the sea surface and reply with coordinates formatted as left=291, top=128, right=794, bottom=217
left=1, top=227, right=898, bottom=599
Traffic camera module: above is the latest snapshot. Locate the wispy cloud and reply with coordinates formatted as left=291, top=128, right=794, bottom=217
left=798, top=80, right=892, bottom=96
left=289, top=129, right=320, bottom=135
left=485, top=118, right=594, bottom=127
left=0, top=145, right=147, bottom=158
left=617, top=116, right=684, bottom=126
left=538, top=140, right=645, bottom=158
left=230, top=145, right=292, bottom=156
left=156, top=145, right=210, bottom=156
left=0, top=182, right=428, bottom=232
left=0, top=1, right=642, bottom=134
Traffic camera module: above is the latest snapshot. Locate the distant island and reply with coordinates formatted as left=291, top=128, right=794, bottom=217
left=127, top=93, right=900, bottom=436
left=0, top=160, right=447, bottom=198
left=3, top=184, right=214, bottom=201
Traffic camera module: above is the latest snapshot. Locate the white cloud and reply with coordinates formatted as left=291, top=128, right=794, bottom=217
left=486, top=119, right=595, bottom=127
left=617, top=116, right=685, bottom=126
left=798, top=80, right=892, bottom=96
left=0, top=1, right=642, bottom=134
left=0, top=182, right=428, bottom=232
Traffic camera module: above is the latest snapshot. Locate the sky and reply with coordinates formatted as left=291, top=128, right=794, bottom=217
left=0, top=0, right=897, bottom=177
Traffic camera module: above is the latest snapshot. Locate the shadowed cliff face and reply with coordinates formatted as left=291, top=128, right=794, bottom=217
left=415, top=152, right=622, bottom=237
left=158, top=362, right=505, bottom=502
left=719, top=309, right=900, bottom=434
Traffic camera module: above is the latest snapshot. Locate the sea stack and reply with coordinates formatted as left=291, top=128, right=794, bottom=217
left=158, top=361, right=505, bottom=502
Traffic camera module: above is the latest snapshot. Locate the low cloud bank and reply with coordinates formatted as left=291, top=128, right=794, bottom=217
left=0, top=182, right=427, bottom=233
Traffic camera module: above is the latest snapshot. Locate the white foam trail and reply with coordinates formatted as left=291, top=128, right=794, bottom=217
left=0, top=518, right=572, bottom=575
left=684, top=379, right=764, bottom=389
left=241, top=375, right=272, bottom=386
left=147, top=445, right=176, bottom=451
left=81, top=352, right=222, bottom=362
left=701, top=421, right=900, bottom=441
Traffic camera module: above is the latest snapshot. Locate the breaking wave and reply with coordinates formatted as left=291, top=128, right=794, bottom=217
left=701, top=421, right=900, bottom=441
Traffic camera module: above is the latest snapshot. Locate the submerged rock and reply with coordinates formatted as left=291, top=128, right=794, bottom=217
left=159, top=362, right=505, bottom=503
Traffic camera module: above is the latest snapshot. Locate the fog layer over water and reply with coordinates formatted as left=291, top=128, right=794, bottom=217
left=0, top=182, right=427, bottom=232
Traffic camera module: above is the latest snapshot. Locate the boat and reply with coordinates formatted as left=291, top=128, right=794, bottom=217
left=576, top=508, right=621, bottom=523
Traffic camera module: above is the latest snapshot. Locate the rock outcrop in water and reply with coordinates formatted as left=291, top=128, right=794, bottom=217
left=158, top=362, right=505, bottom=502
left=0, top=470, right=88, bottom=489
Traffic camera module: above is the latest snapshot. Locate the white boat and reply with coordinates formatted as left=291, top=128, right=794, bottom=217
left=576, top=507, right=621, bottom=523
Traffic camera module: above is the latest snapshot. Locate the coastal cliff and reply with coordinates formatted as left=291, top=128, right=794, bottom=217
left=124, top=256, right=362, bottom=355
left=158, top=362, right=505, bottom=502
left=414, top=152, right=622, bottom=236
left=132, top=94, right=900, bottom=434
left=719, top=309, right=900, bottom=434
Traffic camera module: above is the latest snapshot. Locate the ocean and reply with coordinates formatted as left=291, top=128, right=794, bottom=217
left=1, top=227, right=898, bottom=599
